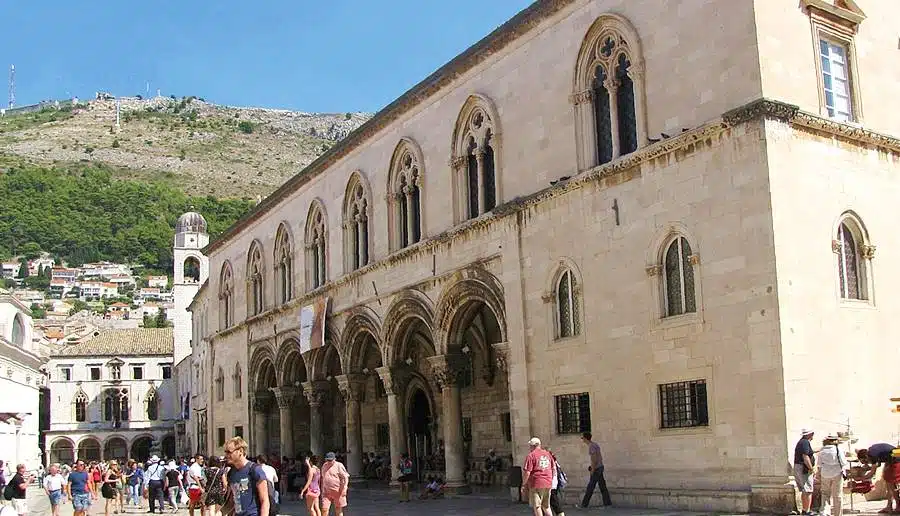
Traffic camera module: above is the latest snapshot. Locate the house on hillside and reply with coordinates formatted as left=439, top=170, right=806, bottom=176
left=147, top=276, right=168, bottom=289
left=107, top=303, right=131, bottom=320
left=2, top=261, right=21, bottom=279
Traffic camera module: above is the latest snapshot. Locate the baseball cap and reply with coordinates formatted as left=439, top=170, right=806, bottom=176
left=528, top=437, right=541, bottom=447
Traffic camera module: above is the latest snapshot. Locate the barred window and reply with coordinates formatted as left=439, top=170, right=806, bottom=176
left=376, top=423, right=390, bottom=448
left=556, top=269, right=581, bottom=338
left=555, top=393, right=591, bottom=434
left=659, top=379, right=708, bottom=429
left=462, top=417, right=473, bottom=442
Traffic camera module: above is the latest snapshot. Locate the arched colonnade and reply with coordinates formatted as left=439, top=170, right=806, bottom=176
left=48, top=433, right=176, bottom=464
left=247, top=269, right=512, bottom=490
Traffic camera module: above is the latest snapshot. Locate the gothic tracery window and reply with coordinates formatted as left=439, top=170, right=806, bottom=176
left=274, top=224, right=293, bottom=305
left=835, top=217, right=870, bottom=300
left=453, top=96, right=500, bottom=222
left=74, top=391, right=88, bottom=422
left=574, top=16, right=646, bottom=170
left=555, top=269, right=581, bottom=339
left=247, top=243, right=265, bottom=316
left=233, top=364, right=242, bottom=399
left=216, top=368, right=225, bottom=402
left=389, top=141, right=423, bottom=250
left=146, top=388, right=159, bottom=421
left=662, top=236, right=696, bottom=317
left=305, top=203, right=327, bottom=289
left=343, top=175, right=370, bottom=272
left=219, top=262, right=234, bottom=329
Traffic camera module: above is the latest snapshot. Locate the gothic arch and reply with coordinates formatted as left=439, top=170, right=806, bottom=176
left=246, top=239, right=266, bottom=316
left=450, top=94, right=503, bottom=222
left=311, top=341, right=344, bottom=381
left=382, top=289, right=436, bottom=365
left=341, top=307, right=383, bottom=374
left=305, top=198, right=329, bottom=290
left=573, top=13, right=648, bottom=170
left=646, top=223, right=703, bottom=319
left=545, top=257, right=585, bottom=340
left=274, top=339, right=310, bottom=387
left=388, top=138, right=426, bottom=250
left=274, top=222, right=295, bottom=305
left=342, top=170, right=374, bottom=273
left=434, top=269, right=507, bottom=355
left=219, top=261, right=235, bottom=328
left=249, top=343, right=277, bottom=390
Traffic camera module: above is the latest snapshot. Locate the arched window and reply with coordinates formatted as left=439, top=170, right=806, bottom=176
left=233, top=364, right=243, bottom=399
left=216, top=368, right=225, bottom=402
left=104, top=393, right=114, bottom=421
left=74, top=391, right=88, bottom=422
left=305, top=202, right=328, bottom=290
left=11, top=314, right=25, bottom=348
left=219, top=262, right=234, bottom=329
left=452, top=95, right=501, bottom=222
left=343, top=172, right=371, bottom=272
left=835, top=215, right=872, bottom=300
left=555, top=270, right=581, bottom=339
left=247, top=242, right=265, bottom=316
left=119, top=391, right=129, bottom=421
left=274, top=224, right=293, bottom=305
left=388, top=139, right=424, bottom=251
left=574, top=15, right=646, bottom=171
left=663, top=237, right=697, bottom=317
left=184, top=257, right=201, bottom=283
left=146, top=388, right=159, bottom=421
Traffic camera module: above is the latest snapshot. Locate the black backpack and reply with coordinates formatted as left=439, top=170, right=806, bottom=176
left=3, top=479, right=16, bottom=500
left=247, top=462, right=279, bottom=516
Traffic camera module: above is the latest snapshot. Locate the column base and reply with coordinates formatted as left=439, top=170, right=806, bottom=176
left=444, top=482, right=471, bottom=495
left=750, top=483, right=797, bottom=514
left=348, top=477, right=368, bottom=488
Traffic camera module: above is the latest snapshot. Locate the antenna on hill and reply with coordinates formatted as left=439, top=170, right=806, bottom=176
left=8, top=65, right=15, bottom=108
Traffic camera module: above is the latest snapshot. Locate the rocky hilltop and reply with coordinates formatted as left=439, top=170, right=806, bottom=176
left=0, top=96, right=371, bottom=198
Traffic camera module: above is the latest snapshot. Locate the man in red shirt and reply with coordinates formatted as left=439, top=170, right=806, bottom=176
left=521, top=437, right=555, bottom=516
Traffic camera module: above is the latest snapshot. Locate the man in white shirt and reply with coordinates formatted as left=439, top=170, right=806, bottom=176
left=43, top=464, right=65, bottom=516
left=256, top=455, right=279, bottom=504
left=187, top=455, right=207, bottom=516
left=818, top=435, right=848, bottom=516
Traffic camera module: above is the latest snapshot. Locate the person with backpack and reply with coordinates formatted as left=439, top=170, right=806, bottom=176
left=397, top=453, right=413, bottom=502
left=223, top=437, right=272, bottom=516
left=547, top=449, right=566, bottom=516
left=5, top=464, right=33, bottom=516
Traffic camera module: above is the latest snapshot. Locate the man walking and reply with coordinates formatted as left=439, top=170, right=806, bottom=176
left=223, top=437, right=270, bottom=516
left=818, top=434, right=847, bottom=516
left=144, top=455, right=168, bottom=513
left=66, top=461, right=94, bottom=516
left=7, top=464, right=34, bottom=516
left=521, top=437, right=555, bottom=516
left=580, top=432, right=612, bottom=508
left=320, top=452, right=350, bottom=516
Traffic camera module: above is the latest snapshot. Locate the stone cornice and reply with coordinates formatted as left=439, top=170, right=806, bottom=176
left=204, top=0, right=579, bottom=255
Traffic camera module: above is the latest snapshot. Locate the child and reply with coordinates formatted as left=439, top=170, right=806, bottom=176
left=300, top=455, right=321, bottom=516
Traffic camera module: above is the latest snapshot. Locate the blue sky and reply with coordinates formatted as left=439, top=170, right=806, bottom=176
left=2, top=1, right=533, bottom=113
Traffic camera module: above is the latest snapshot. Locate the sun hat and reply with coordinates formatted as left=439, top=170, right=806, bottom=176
left=800, top=428, right=814, bottom=436
left=324, top=452, right=336, bottom=461
left=528, top=437, right=541, bottom=447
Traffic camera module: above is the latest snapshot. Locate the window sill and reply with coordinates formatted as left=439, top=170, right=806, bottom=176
left=651, top=425, right=712, bottom=438
left=548, top=334, right=584, bottom=349
left=838, top=298, right=874, bottom=309
left=650, top=311, right=703, bottom=332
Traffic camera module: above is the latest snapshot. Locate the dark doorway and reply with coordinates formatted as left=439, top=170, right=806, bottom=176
left=407, top=388, right=432, bottom=481
left=131, top=437, right=153, bottom=462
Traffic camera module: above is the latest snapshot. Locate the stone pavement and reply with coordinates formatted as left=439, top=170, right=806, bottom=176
left=14, top=485, right=899, bottom=516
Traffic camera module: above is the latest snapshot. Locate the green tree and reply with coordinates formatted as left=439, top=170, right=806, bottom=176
left=17, top=258, right=28, bottom=279
left=154, top=307, right=169, bottom=328
left=68, top=299, right=89, bottom=315
left=20, top=242, right=42, bottom=260
left=29, top=303, right=46, bottom=319
left=237, top=120, right=254, bottom=134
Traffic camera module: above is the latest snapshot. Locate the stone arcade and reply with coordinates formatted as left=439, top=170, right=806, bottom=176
left=189, top=0, right=900, bottom=512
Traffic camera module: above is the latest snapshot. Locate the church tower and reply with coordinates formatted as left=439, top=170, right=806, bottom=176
left=172, top=210, right=209, bottom=364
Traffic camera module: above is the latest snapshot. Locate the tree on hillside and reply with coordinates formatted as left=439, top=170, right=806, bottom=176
left=17, top=258, right=28, bottom=279
left=155, top=307, right=170, bottom=328
left=20, top=242, right=42, bottom=260
left=29, top=303, right=46, bottom=319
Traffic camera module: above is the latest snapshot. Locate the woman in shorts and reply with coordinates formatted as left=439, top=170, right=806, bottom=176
left=204, top=456, right=227, bottom=516
left=101, top=460, right=121, bottom=516
left=300, top=455, right=321, bottom=516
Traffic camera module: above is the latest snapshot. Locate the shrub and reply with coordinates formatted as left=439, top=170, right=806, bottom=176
left=111, top=139, right=120, bottom=148
left=84, top=146, right=94, bottom=154
left=238, top=121, right=254, bottom=134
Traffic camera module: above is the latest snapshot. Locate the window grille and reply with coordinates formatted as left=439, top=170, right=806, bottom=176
left=659, top=379, right=709, bottom=429
left=555, top=393, right=591, bottom=434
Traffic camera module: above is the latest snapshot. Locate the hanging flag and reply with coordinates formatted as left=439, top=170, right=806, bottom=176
left=298, top=297, right=329, bottom=354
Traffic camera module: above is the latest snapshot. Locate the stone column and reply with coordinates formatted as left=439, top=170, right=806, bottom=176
left=316, top=240, right=326, bottom=285
left=336, top=374, right=365, bottom=478
left=355, top=215, right=367, bottom=266
left=251, top=391, right=273, bottom=456
left=376, top=366, right=407, bottom=486
left=604, top=76, right=620, bottom=159
left=404, top=185, right=415, bottom=245
left=428, top=355, right=469, bottom=493
left=475, top=150, right=486, bottom=215
left=571, top=88, right=596, bottom=170
left=628, top=64, right=648, bottom=148
left=302, top=381, right=328, bottom=456
left=270, top=386, right=299, bottom=459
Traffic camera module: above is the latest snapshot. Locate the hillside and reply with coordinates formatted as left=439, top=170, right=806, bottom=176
left=0, top=96, right=371, bottom=198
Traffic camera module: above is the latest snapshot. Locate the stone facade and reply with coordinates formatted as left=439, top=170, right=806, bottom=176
left=45, top=328, right=178, bottom=463
left=194, top=0, right=900, bottom=512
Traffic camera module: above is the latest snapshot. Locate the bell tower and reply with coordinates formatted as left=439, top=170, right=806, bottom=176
left=172, top=209, right=209, bottom=364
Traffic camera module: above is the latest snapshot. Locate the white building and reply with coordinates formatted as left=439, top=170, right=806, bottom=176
left=80, top=262, right=131, bottom=279
left=79, top=282, right=119, bottom=301
left=147, top=276, right=168, bottom=289
left=45, top=328, right=177, bottom=463
left=1, top=262, right=21, bottom=279
left=0, top=290, right=45, bottom=471
left=28, top=257, right=54, bottom=277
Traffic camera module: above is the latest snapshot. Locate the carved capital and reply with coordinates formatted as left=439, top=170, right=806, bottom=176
left=569, top=89, right=593, bottom=105
left=862, top=244, right=876, bottom=260
left=541, top=293, right=553, bottom=304
left=832, top=239, right=842, bottom=254
left=688, top=254, right=700, bottom=266
left=627, top=63, right=645, bottom=81
left=449, top=156, right=468, bottom=169
left=375, top=366, right=409, bottom=397
left=492, top=342, right=510, bottom=375
left=301, top=381, right=329, bottom=407
left=427, top=354, right=466, bottom=390
left=269, top=386, right=300, bottom=409
left=335, top=374, right=365, bottom=403
left=645, top=264, right=662, bottom=277
left=602, top=77, right=620, bottom=93
left=251, top=391, right=274, bottom=413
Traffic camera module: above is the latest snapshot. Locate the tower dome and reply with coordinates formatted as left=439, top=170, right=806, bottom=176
left=176, top=210, right=207, bottom=234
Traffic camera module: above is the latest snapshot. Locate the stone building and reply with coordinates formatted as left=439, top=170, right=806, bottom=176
left=0, top=290, right=45, bottom=471
left=45, top=328, right=178, bottom=463
left=192, top=0, right=900, bottom=512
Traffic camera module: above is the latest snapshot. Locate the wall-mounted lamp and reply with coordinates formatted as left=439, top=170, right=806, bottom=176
left=405, top=358, right=413, bottom=366
left=293, top=381, right=300, bottom=387
left=462, top=345, right=471, bottom=354
left=326, top=375, right=333, bottom=382
left=362, top=368, right=370, bottom=375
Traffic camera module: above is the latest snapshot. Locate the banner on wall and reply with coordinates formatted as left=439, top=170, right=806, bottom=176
left=297, top=297, right=329, bottom=354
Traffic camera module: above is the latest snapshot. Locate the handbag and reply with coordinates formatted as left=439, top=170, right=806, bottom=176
left=180, top=490, right=189, bottom=505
